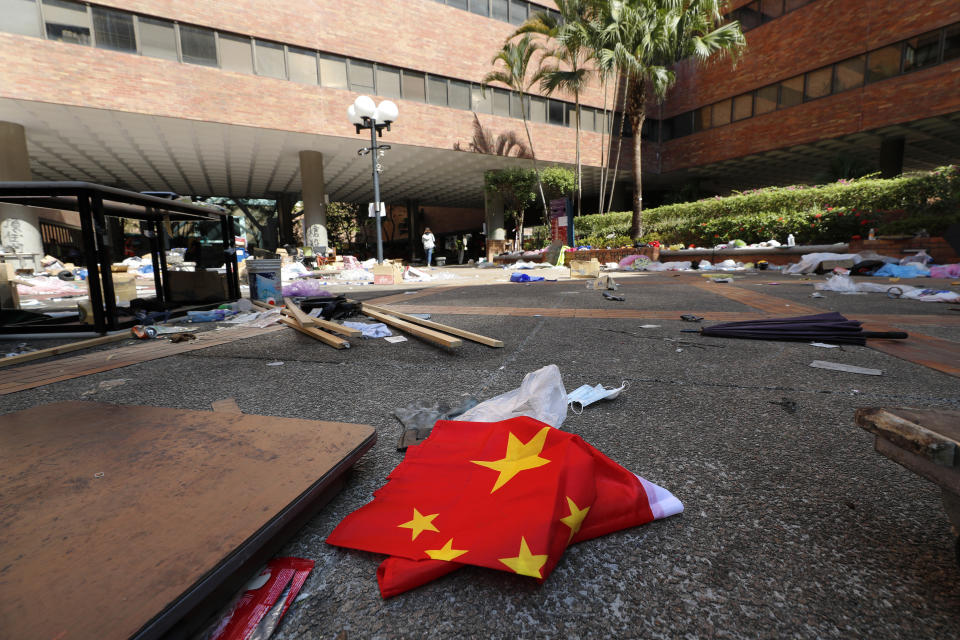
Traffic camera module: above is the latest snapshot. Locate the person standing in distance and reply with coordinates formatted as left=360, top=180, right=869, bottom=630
left=422, top=227, right=436, bottom=267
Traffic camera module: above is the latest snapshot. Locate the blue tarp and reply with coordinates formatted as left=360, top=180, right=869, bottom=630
left=510, top=272, right=545, bottom=283
left=872, top=263, right=930, bottom=278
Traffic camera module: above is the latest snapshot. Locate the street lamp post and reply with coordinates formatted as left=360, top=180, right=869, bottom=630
left=348, top=96, right=398, bottom=264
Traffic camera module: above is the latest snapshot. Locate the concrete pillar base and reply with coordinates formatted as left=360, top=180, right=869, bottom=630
left=0, top=122, right=40, bottom=270
left=299, top=150, right=328, bottom=253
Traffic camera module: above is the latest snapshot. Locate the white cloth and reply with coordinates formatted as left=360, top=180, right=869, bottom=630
left=421, top=232, right=435, bottom=250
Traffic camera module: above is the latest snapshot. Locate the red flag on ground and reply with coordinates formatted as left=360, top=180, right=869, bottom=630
left=327, top=417, right=682, bottom=597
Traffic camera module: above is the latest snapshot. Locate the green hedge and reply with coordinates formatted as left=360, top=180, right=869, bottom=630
left=541, top=166, right=960, bottom=247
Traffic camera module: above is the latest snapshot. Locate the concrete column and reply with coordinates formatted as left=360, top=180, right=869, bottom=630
left=484, top=188, right=506, bottom=261
left=0, top=122, right=42, bottom=270
left=880, top=137, right=905, bottom=179
left=299, top=150, right=328, bottom=253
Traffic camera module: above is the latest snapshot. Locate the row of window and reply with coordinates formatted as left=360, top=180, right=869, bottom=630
left=662, top=21, right=960, bottom=141
left=0, top=0, right=627, bottom=134
left=432, top=0, right=561, bottom=28
left=729, top=0, right=817, bottom=33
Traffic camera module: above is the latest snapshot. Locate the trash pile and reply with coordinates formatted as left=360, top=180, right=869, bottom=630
left=816, top=274, right=960, bottom=303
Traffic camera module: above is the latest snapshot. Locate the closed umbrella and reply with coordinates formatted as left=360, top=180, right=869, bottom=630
left=683, top=312, right=907, bottom=346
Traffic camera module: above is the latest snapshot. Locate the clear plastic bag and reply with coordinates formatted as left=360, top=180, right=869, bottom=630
left=455, top=365, right=568, bottom=428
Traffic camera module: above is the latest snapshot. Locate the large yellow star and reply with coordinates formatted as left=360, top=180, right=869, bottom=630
left=397, top=508, right=439, bottom=541
left=560, top=496, right=591, bottom=543
left=499, top=537, right=549, bottom=578
left=425, top=538, right=468, bottom=561
left=471, top=426, right=552, bottom=493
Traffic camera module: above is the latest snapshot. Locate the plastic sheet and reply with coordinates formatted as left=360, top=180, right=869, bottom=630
left=873, top=263, right=930, bottom=278
left=281, top=279, right=332, bottom=297
left=784, top=252, right=862, bottom=275
left=343, top=321, right=392, bottom=338
left=455, top=364, right=568, bottom=428
left=510, top=272, right=544, bottom=282
left=930, top=264, right=960, bottom=278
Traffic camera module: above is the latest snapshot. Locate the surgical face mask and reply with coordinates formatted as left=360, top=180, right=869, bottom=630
left=567, top=382, right=627, bottom=414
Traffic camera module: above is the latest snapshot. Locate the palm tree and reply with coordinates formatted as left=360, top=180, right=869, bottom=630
left=484, top=34, right=550, bottom=232
left=597, top=0, right=745, bottom=239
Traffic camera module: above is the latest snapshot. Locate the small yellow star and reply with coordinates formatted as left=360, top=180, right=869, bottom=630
left=425, top=538, right=468, bottom=561
left=397, top=508, right=440, bottom=541
left=499, top=537, right=549, bottom=578
left=560, top=496, right=591, bottom=543
left=471, top=426, right=552, bottom=493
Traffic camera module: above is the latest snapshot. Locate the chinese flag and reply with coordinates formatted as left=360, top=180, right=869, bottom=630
left=327, top=417, right=682, bottom=598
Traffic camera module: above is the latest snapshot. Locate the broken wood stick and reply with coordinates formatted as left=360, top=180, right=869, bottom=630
left=362, top=303, right=503, bottom=348
left=359, top=306, right=462, bottom=348
left=278, top=316, right=350, bottom=349
left=0, top=333, right=129, bottom=369
left=282, top=297, right=361, bottom=338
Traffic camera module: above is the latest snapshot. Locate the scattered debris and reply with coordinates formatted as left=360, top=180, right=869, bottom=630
left=81, top=378, right=129, bottom=396
left=770, top=398, right=798, bottom=414
left=384, top=335, right=407, bottom=344
left=394, top=396, right=479, bottom=450
left=211, top=398, right=243, bottom=414
left=810, top=342, right=840, bottom=349
left=567, top=382, right=627, bottom=413
left=266, top=361, right=284, bottom=366
left=602, top=292, right=625, bottom=301
left=810, top=360, right=883, bottom=376
left=681, top=314, right=704, bottom=322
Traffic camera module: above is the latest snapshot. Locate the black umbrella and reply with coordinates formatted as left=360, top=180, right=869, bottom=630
left=682, top=312, right=907, bottom=346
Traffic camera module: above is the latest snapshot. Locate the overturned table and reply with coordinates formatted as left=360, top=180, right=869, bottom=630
left=0, top=401, right=375, bottom=639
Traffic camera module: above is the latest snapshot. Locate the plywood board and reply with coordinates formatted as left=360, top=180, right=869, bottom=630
left=0, top=401, right=375, bottom=640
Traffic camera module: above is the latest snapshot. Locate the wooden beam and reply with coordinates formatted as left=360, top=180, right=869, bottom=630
left=282, top=296, right=313, bottom=326
left=363, top=303, right=503, bottom=347
left=282, top=297, right=361, bottom=338
left=359, top=306, right=462, bottom=348
left=278, top=316, right=349, bottom=349
left=0, top=333, right=129, bottom=369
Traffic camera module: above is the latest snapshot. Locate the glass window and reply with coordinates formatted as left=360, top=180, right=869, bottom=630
left=180, top=24, right=217, bottom=66
left=784, top=0, right=808, bottom=10
left=471, top=85, right=492, bottom=113
left=42, top=0, right=91, bottom=45
left=256, top=40, right=285, bottom=78
left=732, top=93, right=753, bottom=121
left=0, top=0, right=41, bottom=37
left=731, top=1, right=761, bottom=31
left=510, top=92, right=524, bottom=118
left=350, top=60, right=375, bottom=92
left=755, top=85, right=778, bottom=114
left=492, top=88, right=510, bottom=116
left=671, top=112, right=693, bottom=138
left=867, top=44, right=902, bottom=83
left=449, top=80, right=471, bottom=109
left=376, top=65, right=401, bottom=98
left=428, top=76, right=448, bottom=106
left=319, top=54, right=348, bottom=89
left=492, top=0, right=509, bottom=22
left=945, top=25, right=960, bottom=62
left=528, top=96, right=547, bottom=122
left=712, top=99, right=731, bottom=126
left=778, top=75, right=803, bottom=107
left=402, top=70, right=426, bottom=101
left=760, top=0, right=783, bottom=21
left=833, top=55, right=864, bottom=92
left=469, top=0, right=489, bottom=17
left=903, top=30, right=942, bottom=72
left=219, top=34, right=253, bottom=74
left=447, top=0, right=467, bottom=8
left=579, top=107, right=595, bottom=132
left=804, top=66, right=832, bottom=100
left=92, top=7, right=135, bottom=53
left=564, top=103, right=577, bottom=127
left=138, top=16, right=177, bottom=61
left=547, top=99, right=564, bottom=125
left=595, top=109, right=609, bottom=134
left=509, top=0, right=527, bottom=25
left=287, top=47, right=318, bottom=84
left=693, top=105, right=711, bottom=131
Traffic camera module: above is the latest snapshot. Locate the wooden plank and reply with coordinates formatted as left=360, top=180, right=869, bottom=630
left=856, top=407, right=960, bottom=468
left=211, top=398, right=242, bottom=414
left=282, top=296, right=313, bottom=326
left=278, top=316, right=349, bottom=349
left=281, top=297, right=361, bottom=338
left=364, top=302, right=503, bottom=347
left=0, top=333, right=130, bottom=369
left=358, top=306, right=462, bottom=348
left=0, top=401, right=375, bottom=640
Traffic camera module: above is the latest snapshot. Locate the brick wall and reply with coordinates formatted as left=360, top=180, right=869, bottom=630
left=849, top=236, right=960, bottom=265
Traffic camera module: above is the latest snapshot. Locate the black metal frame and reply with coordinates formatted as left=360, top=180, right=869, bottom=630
left=0, top=181, right=240, bottom=334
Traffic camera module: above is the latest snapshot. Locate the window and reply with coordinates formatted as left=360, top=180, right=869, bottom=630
left=671, top=112, right=693, bottom=138
left=471, top=85, right=492, bottom=113
left=449, top=80, right=471, bottom=109
left=712, top=99, right=731, bottom=126
left=754, top=85, right=778, bottom=114
left=349, top=60, right=375, bottom=93
left=492, top=88, right=510, bottom=116
left=428, top=76, right=448, bottom=106
left=509, top=0, right=527, bottom=25
left=731, top=1, right=761, bottom=31
left=903, top=30, right=942, bottom=72
left=179, top=25, right=217, bottom=66
left=694, top=105, right=711, bottom=131
left=255, top=40, right=285, bottom=78
left=1, top=0, right=41, bottom=37
left=579, top=107, right=595, bottom=132
left=732, top=93, right=753, bottom=121
left=218, top=34, right=253, bottom=74
left=510, top=92, right=524, bottom=118
left=319, top=54, right=348, bottom=89
left=469, top=0, right=489, bottom=17
left=547, top=99, right=564, bottom=125
left=528, top=96, right=547, bottom=123
left=447, top=0, right=467, bottom=8
left=804, top=66, right=832, bottom=100
left=784, top=0, right=809, bottom=10
left=492, top=0, right=509, bottom=22
left=92, top=7, right=135, bottom=53
left=287, top=47, right=318, bottom=84
left=945, top=25, right=960, bottom=62
left=833, top=55, right=864, bottom=92
left=42, top=0, right=91, bottom=45
left=402, top=70, right=426, bottom=101
left=564, top=103, right=577, bottom=127
left=376, top=65, right=401, bottom=98
left=778, top=75, right=803, bottom=107
left=867, top=44, right=902, bottom=82
left=760, top=0, right=783, bottom=21
left=138, top=16, right=177, bottom=61
left=595, top=110, right=609, bottom=134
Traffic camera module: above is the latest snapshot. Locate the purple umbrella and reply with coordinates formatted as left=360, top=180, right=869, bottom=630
left=683, top=312, right=908, bottom=346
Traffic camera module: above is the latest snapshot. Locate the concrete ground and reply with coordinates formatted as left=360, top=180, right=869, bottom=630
left=2, top=267, right=960, bottom=639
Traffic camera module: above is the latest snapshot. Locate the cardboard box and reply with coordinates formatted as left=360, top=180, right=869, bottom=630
left=111, top=272, right=137, bottom=304
left=372, top=263, right=403, bottom=285
left=167, top=270, right=229, bottom=303
left=569, top=259, right=601, bottom=278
